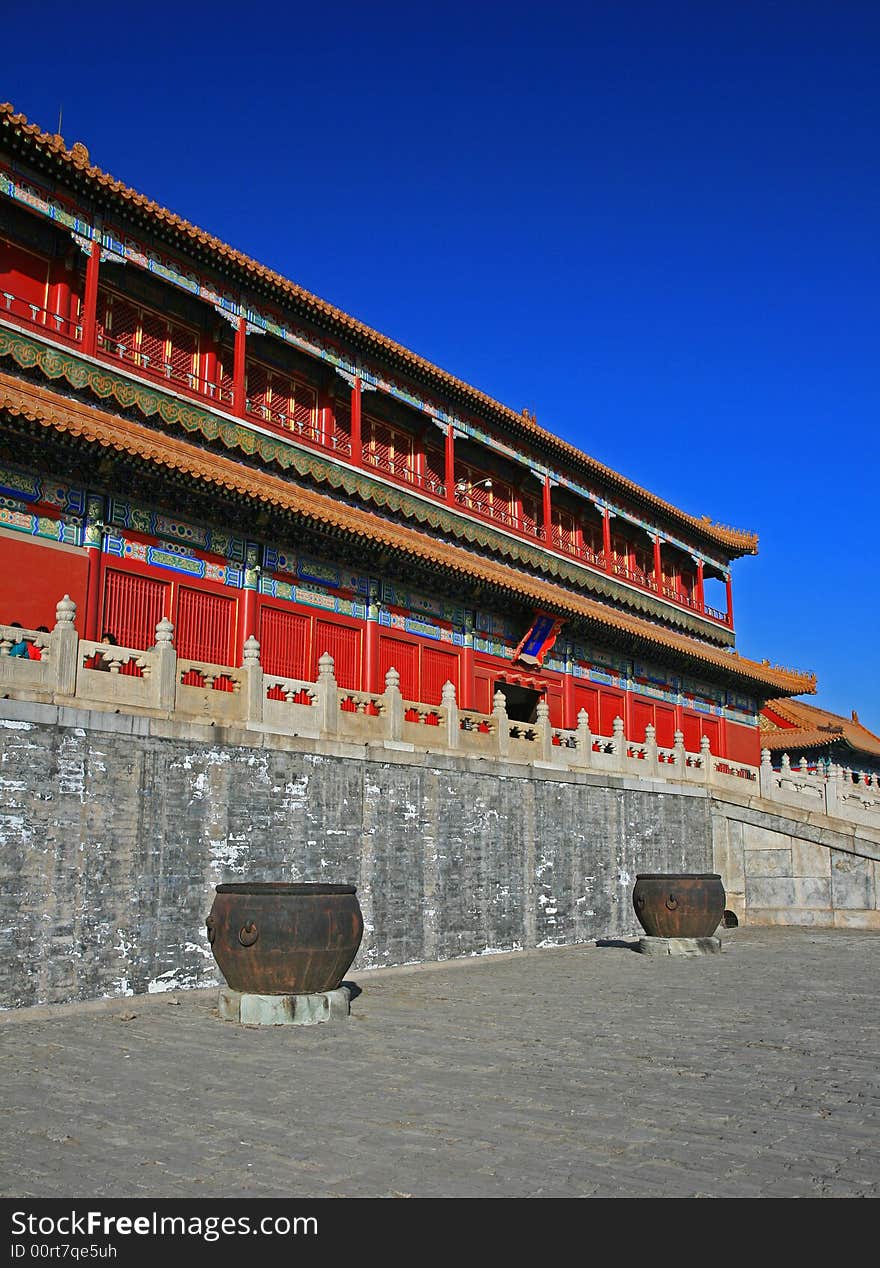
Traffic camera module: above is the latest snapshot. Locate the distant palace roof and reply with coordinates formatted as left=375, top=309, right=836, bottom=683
left=761, top=698, right=880, bottom=758
left=0, top=101, right=758, bottom=560
left=0, top=372, right=811, bottom=698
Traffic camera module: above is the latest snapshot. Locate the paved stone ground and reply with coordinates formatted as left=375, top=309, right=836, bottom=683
left=1, top=927, right=878, bottom=1198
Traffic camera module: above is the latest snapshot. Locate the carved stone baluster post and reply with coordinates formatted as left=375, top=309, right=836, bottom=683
left=442, top=680, right=459, bottom=750
left=612, top=716, right=625, bottom=769
left=153, top=616, right=176, bottom=712
left=51, top=594, right=78, bottom=698
left=575, top=708, right=592, bottom=769
left=673, top=729, right=687, bottom=778
left=242, top=635, right=262, bottom=724
left=384, top=666, right=403, bottom=742
left=492, top=690, right=509, bottom=759
left=700, top=734, right=712, bottom=784
left=759, top=747, right=775, bottom=800
left=536, top=698, right=553, bottom=762
left=824, top=761, right=840, bottom=818
left=317, top=652, right=339, bottom=737
left=644, top=722, right=659, bottom=777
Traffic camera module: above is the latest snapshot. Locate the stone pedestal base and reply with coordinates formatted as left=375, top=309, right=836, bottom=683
left=636, top=936, right=722, bottom=957
left=218, top=986, right=351, bottom=1026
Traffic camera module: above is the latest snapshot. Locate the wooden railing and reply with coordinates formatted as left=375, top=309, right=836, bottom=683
left=0, top=287, right=733, bottom=629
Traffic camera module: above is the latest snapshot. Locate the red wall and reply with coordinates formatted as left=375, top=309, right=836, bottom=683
left=0, top=533, right=88, bottom=631
left=725, top=720, right=762, bottom=765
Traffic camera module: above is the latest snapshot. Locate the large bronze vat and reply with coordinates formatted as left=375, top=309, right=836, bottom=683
left=206, top=883, right=364, bottom=994
left=632, top=873, right=725, bottom=939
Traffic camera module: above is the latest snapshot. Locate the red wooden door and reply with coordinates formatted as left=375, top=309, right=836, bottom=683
left=259, top=606, right=310, bottom=679
left=314, top=618, right=361, bottom=690
left=176, top=587, right=235, bottom=664
left=102, top=569, right=169, bottom=650
left=379, top=635, right=418, bottom=700
left=422, top=646, right=459, bottom=705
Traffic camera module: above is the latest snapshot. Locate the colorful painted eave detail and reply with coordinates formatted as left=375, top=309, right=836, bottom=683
left=0, top=373, right=814, bottom=698
left=0, top=324, right=727, bottom=641
left=0, top=100, right=759, bottom=558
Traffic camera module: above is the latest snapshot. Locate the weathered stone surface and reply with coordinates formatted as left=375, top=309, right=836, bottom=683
left=636, top=936, right=721, bottom=956
left=831, top=851, right=876, bottom=910
left=742, top=823, right=791, bottom=852
left=791, top=839, right=832, bottom=878
left=746, top=876, right=831, bottom=910
left=744, top=847, right=792, bottom=877
left=219, top=987, right=351, bottom=1026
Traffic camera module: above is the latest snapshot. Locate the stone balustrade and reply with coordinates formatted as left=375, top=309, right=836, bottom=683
left=2, top=597, right=879, bottom=833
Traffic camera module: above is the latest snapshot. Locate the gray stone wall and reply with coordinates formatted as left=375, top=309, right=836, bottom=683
left=711, top=800, right=880, bottom=931
left=0, top=702, right=712, bottom=1008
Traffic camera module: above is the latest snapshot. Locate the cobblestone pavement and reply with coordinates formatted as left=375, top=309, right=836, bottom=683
left=1, top=927, right=878, bottom=1199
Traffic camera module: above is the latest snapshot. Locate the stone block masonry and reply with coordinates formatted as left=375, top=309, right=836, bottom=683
left=0, top=701, right=713, bottom=1008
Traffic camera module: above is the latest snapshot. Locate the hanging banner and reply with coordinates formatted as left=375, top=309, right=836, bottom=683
left=513, top=612, right=564, bottom=669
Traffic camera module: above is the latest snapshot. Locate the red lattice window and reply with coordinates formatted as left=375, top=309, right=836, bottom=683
left=552, top=508, right=578, bottom=552
left=139, top=310, right=167, bottom=372
left=246, top=361, right=269, bottom=419
left=169, top=326, right=198, bottom=385
left=379, top=635, right=418, bottom=700
left=292, top=381, right=317, bottom=433
left=314, top=619, right=361, bottom=690
left=102, top=569, right=169, bottom=651
left=424, top=445, right=445, bottom=492
left=521, top=492, right=539, bottom=536
left=176, top=588, right=234, bottom=665
left=259, top=607, right=310, bottom=679
left=422, top=647, right=459, bottom=706
left=333, top=396, right=352, bottom=454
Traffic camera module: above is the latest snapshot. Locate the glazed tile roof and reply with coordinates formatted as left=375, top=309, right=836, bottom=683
left=0, top=101, right=758, bottom=559
left=761, top=698, right=880, bottom=758
left=0, top=372, right=811, bottom=697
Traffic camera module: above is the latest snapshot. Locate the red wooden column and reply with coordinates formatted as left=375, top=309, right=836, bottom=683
left=542, top=476, right=553, bottom=542
left=443, top=424, right=456, bottom=505
left=237, top=547, right=260, bottom=665
left=602, top=508, right=613, bottom=569
left=83, top=494, right=106, bottom=642
left=460, top=612, right=475, bottom=709
left=81, top=237, right=101, bottom=357
left=232, top=314, right=247, bottom=416
left=695, top=559, right=705, bottom=611
left=350, top=377, right=363, bottom=466
left=562, top=645, right=576, bottom=730
left=365, top=583, right=380, bottom=693
left=653, top=536, right=663, bottom=589
left=725, top=574, right=734, bottom=627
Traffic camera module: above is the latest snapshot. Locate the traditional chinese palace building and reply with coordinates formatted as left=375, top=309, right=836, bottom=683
left=0, top=102, right=815, bottom=761
left=761, top=699, right=880, bottom=779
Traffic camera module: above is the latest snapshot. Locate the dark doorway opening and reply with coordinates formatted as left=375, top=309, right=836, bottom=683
left=495, top=682, right=543, bottom=723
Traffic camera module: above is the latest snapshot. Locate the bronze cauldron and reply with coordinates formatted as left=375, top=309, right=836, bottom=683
left=206, top=883, right=364, bottom=994
left=632, top=873, right=725, bottom=939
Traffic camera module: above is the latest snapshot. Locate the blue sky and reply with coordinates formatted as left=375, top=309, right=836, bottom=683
left=4, top=1, right=879, bottom=727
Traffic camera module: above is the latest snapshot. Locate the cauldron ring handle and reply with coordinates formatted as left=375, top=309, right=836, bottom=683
left=205, top=915, right=216, bottom=945
left=665, top=894, right=679, bottom=911
left=238, top=922, right=259, bottom=947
